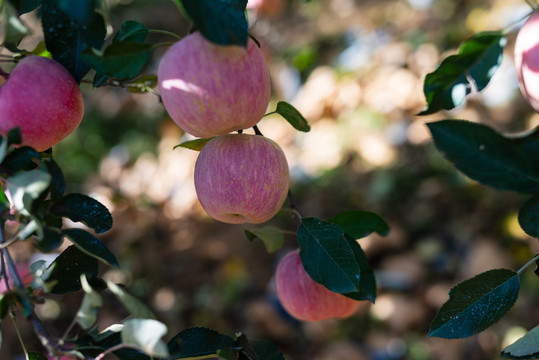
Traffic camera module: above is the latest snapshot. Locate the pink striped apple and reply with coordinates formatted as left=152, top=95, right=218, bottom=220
left=275, top=250, right=360, bottom=321
left=194, top=134, right=289, bottom=224
left=515, top=11, right=539, bottom=112
left=158, top=32, right=271, bottom=138
left=0, top=56, right=84, bottom=151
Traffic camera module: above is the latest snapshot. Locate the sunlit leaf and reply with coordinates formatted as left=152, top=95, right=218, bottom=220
left=7, top=169, right=51, bottom=216
left=501, top=324, right=539, bottom=359
left=419, top=32, right=506, bottom=115
left=245, top=226, right=286, bottom=253
left=428, top=121, right=539, bottom=193
left=275, top=102, right=310, bottom=132
left=429, top=269, right=520, bottom=339
left=76, top=274, right=102, bottom=329
left=107, top=281, right=156, bottom=320
left=3, top=2, right=31, bottom=51
left=121, top=319, right=169, bottom=358
left=174, top=137, right=214, bottom=151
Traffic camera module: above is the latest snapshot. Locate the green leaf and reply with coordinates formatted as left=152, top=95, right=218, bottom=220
left=41, top=0, right=106, bottom=82
left=0, top=293, right=17, bottom=319
left=249, top=340, right=285, bottom=360
left=107, top=281, right=156, bottom=320
left=179, top=0, right=248, bottom=47
left=50, top=193, right=113, bottom=233
left=41, top=245, right=99, bottom=294
left=7, top=127, right=22, bottom=146
left=44, top=158, right=65, bottom=202
left=428, top=121, right=539, bottom=193
left=82, top=42, right=152, bottom=80
left=121, top=319, right=169, bottom=358
left=173, top=137, right=214, bottom=151
left=429, top=269, right=520, bottom=339
left=298, top=217, right=361, bottom=294
left=419, top=32, right=506, bottom=115
left=76, top=274, right=102, bottom=329
left=343, top=234, right=376, bottom=302
left=329, top=210, right=390, bottom=239
left=34, top=226, right=63, bottom=252
left=6, top=0, right=42, bottom=14
left=3, top=2, right=31, bottom=51
left=167, top=327, right=237, bottom=359
left=2, top=146, right=40, bottom=173
left=275, top=102, right=310, bottom=132
left=113, top=20, right=148, bottom=43
left=7, top=169, right=51, bottom=216
left=27, top=352, right=48, bottom=360
left=63, top=228, right=119, bottom=267
left=245, top=226, right=285, bottom=253
left=0, top=190, right=10, bottom=215
left=501, top=324, right=539, bottom=359
left=518, top=195, right=539, bottom=238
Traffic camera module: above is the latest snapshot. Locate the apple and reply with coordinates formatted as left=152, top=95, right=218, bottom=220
left=194, top=134, right=289, bottom=224
left=0, top=262, right=33, bottom=293
left=275, top=250, right=360, bottom=321
left=0, top=56, right=84, bottom=151
left=247, top=0, right=285, bottom=17
left=158, top=32, right=271, bottom=138
left=514, top=11, right=539, bottom=112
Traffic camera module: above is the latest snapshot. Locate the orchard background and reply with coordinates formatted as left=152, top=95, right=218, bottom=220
left=1, top=0, right=539, bottom=359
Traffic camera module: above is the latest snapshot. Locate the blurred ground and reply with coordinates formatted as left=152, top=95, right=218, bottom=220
left=3, top=0, right=539, bottom=359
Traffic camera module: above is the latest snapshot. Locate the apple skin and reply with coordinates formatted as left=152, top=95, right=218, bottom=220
left=0, top=56, right=84, bottom=151
left=158, top=32, right=271, bottom=138
left=194, top=134, right=289, bottom=224
left=515, top=11, right=539, bottom=113
left=275, top=250, right=360, bottom=321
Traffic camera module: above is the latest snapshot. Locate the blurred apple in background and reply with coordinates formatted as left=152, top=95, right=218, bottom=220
left=158, top=32, right=271, bottom=138
left=514, top=11, right=539, bottom=113
left=247, top=0, right=286, bottom=17
left=275, top=250, right=360, bottom=321
left=0, top=262, right=33, bottom=293
left=0, top=56, right=84, bottom=151
left=194, top=134, right=289, bottom=224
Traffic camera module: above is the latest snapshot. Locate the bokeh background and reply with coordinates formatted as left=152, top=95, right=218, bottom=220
left=2, top=0, right=539, bottom=359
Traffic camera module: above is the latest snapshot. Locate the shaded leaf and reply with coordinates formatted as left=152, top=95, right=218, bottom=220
left=121, top=319, right=169, bottom=358
left=501, top=324, right=539, bottom=359
left=428, top=121, right=539, bottom=193
left=518, top=195, right=539, bottom=238
left=275, top=102, right=310, bottom=132
left=250, top=340, right=285, bottom=360
left=76, top=274, right=102, bottom=329
left=174, top=137, right=214, bottom=151
left=51, top=193, right=112, bottom=233
left=107, top=281, right=156, bottom=320
left=7, top=169, right=51, bottom=216
left=34, top=226, right=63, bottom=252
left=429, top=269, right=520, bottom=339
left=44, top=159, right=65, bottom=202
left=343, top=234, right=376, bottom=302
left=113, top=20, right=148, bottom=43
left=7, top=127, right=22, bottom=146
left=298, top=217, right=361, bottom=294
left=63, top=229, right=118, bottom=267
left=27, top=352, right=47, bottom=360
left=82, top=42, right=152, bottom=80
left=419, top=32, right=506, bottom=115
left=167, top=327, right=236, bottom=359
left=42, top=245, right=99, bottom=294
left=1, top=146, right=40, bottom=173
left=329, top=210, right=390, bottom=239
left=41, top=0, right=106, bottom=82
left=178, top=0, right=248, bottom=47
left=3, top=2, right=31, bottom=51
left=245, top=226, right=285, bottom=253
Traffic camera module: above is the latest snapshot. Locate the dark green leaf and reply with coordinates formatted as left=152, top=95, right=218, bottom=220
left=93, top=72, right=110, bottom=87
left=0, top=293, right=18, bottom=319
left=7, top=169, right=51, bottom=216
left=44, top=159, right=65, bottom=202
left=429, top=269, right=520, bottom=339
left=50, top=193, right=113, bottom=234
left=174, top=137, right=214, bottom=151
left=2, top=146, right=40, bottom=173
left=63, top=228, right=119, bottom=267
left=236, top=334, right=258, bottom=360
left=250, top=340, right=285, bottom=360
left=501, top=324, right=539, bottom=359
left=179, top=0, right=248, bottom=47
left=419, top=32, right=506, bottom=115
left=167, top=327, right=236, bottom=359
left=34, top=226, right=63, bottom=252
left=42, top=245, right=99, bottom=294
left=0, top=190, right=9, bottom=214
left=42, top=0, right=106, bottom=82
left=343, top=234, right=376, bottom=302
left=7, top=127, right=22, bottom=145
left=27, top=352, right=48, bottom=360
left=245, top=226, right=285, bottom=253
left=428, top=121, right=539, bottom=193
left=275, top=102, right=310, bottom=132
left=82, top=42, right=152, bottom=80
left=113, top=20, right=148, bottom=43
left=298, top=217, right=361, bottom=294
left=519, top=195, right=539, bottom=238
left=329, top=210, right=390, bottom=239
left=3, top=2, right=31, bottom=51
left=7, top=0, right=42, bottom=14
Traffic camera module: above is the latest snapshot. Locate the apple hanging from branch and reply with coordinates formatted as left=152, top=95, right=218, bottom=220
left=514, top=11, right=539, bottom=113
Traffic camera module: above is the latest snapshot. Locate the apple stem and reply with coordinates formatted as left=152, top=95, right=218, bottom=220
left=287, top=190, right=303, bottom=219
left=253, top=125, right=263, bottom=136
left=148, top=29, right=183, bottom=41
left=238, top=129, right=243, bottom=134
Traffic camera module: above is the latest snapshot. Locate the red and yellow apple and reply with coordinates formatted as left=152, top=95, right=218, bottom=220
left=0, top=56, right=84, bottom=151
left=158, top=32, right=271, bottom=138
left=275, top=250, right=360, bottom=321
left=515, top=11, right=539, bottom=112
left=194, top=134, right=289, bottom=224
